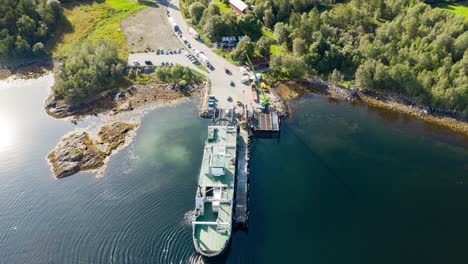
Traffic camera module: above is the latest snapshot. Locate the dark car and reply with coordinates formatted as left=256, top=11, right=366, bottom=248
left=144, top=60, right=153, bottom=65
left=208, top=64, right=215, bottom=71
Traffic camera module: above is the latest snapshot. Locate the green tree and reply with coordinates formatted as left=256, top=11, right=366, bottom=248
left=189, top=2, right=206, bottom=25
left=330, top=69, right=343, bottom=83
left=256, top=36, right=274, bottom=57
left=274, top=22, right=289, bottom=44
left=238, top=14, right=263, bottom=41
left=355, top=60, right=377, bottom=89
left=230, top=36, right=254, bottom=62
left=292, top=37, right=306, bottom=56
left=203, top=15, right=227, bottom=41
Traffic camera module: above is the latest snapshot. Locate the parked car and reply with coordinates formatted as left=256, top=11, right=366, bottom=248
left=224, top=67, right=231, bottom=74
left=207, top=64, right=215, bottom=71
left=133, top=60, right=140, bottom=66
left=156, top=50, right=160, bottom=55
left=145, top=60, right=153, bottom=65
left=164, top=50, right=169, bottom=55
left=230, top=81, right=235, bottom=87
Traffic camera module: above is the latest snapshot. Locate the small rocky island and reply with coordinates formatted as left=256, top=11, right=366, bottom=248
left=48, top=122, right=137, bottom=178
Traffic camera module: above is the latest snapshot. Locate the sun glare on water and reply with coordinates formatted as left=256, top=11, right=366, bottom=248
left=0, top=114, right=15, bottom=150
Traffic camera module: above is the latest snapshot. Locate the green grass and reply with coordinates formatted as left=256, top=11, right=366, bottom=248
left=196, top=28, right=214, bottom=48
left=262, top=27, right=275, bottom=40
left=214, top=49, right=239, bottom=65
left=270, top=44, right=282, bottom=55
left=435, top=2, right=468, bottom=19
left=52, top=0, right=146, bottom=60
left=213, top=0, right=232, bottom=13
left=196, top=63, right=209, bottom=73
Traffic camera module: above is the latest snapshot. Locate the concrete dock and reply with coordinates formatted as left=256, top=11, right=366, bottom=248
left=234, top=125, right=250, bottom=229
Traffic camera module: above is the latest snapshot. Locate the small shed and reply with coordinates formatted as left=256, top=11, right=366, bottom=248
left=229, top=0, right=248, bottom=15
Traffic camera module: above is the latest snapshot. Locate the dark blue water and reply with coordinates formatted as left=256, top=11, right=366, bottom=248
left=0, top=78, right=467, bottom=264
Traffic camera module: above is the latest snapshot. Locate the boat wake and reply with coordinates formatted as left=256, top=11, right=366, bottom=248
left=183, top=210, right=196, bottom=226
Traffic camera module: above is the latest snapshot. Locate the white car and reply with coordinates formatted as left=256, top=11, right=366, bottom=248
left=239, top=66, right=249, bottom=75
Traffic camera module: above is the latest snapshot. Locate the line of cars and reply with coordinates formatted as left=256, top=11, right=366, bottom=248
left=132, top=60, right=174, bottom=67
left=156, top=48, right=181, bottom=55
left=133, top=60, right=153, bottom=66
left=184, top=52, right=200, bottom=65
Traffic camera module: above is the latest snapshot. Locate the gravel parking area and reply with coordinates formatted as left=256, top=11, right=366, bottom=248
left=121, top=6, right=183, bottom=52
left=128, top=51, right=204, bottom=74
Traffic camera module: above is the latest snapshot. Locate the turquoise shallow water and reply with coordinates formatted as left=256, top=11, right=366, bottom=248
left=0, top=78, right=467, bottom=263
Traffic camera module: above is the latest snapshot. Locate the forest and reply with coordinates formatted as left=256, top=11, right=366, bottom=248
left=183, top=0, right=467, bottom=115
left=0, top=0, right=466, bottom=114
left=0, top=0, right=63, bottom=60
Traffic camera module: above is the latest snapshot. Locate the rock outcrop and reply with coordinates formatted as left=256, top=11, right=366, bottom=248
left=48, top=132, right=105, bottom=179
left=48, top=122, right=138, bottom=178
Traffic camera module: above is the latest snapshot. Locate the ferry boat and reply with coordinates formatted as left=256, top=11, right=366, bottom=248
left=192, top=125, right=237, bottom=257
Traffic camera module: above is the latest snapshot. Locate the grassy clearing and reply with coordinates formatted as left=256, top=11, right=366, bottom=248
left=197, top=29, right=214, bottom=48
left=213, top=0, right=232, bottom=13
left=196, top=63, right=209, bottom=73
left=435, top=2, right=468, bottom=18
left=52, top=0, right=146, bottom=60
left=270, top=44, right=282, bottom=55
left=262, top=27, right=275, bottom=40
left=214, top=49, right=239, bottom=65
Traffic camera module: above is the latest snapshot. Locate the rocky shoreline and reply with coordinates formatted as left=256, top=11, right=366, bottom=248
left=357, top=90, right=468, bottom=135
left=0, top=59, right=54, bottom=80
left=44, top=72, right=208, bottom=178
left=48, top=122, right=138, bottom=178
left=272, top=78, right=468, bottom=136
left=45, top=79, right=206, bottom=119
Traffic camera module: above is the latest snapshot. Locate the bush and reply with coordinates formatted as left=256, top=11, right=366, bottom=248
left=155, top=65, right=205, bottom=85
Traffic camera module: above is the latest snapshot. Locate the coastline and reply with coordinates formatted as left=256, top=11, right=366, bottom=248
left=4, top=62, right=466, bottom=179
left=272, top=79, right=468, bottom=136
left=44, top=68, right=210, bottom=178
left=0, top=59, right=54, bottom=80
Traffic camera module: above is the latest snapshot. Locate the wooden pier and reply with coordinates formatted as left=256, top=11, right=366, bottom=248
left=250, top=110, right=281, bottom=138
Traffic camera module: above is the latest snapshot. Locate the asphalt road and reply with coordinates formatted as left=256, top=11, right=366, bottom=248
left=127, top=1, right=259, bottom=110
left=166, top=0, right=256, bottom=110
